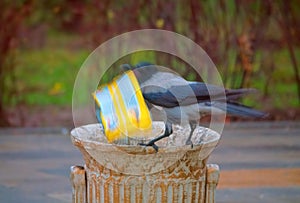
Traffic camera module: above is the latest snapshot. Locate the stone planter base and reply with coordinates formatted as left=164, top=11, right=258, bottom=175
left=71, top=164, right=219, bottom=203
left=70, top=123, right=220, bottom=203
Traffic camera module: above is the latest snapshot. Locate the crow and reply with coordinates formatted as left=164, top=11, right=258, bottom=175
left=117, top=62, right=267, bottom=151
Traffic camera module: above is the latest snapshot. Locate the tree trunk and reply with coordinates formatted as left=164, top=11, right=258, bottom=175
left=278, top=1, right=300, bottom=103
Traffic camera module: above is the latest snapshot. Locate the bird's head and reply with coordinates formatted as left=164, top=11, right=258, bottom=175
left=120, top=62, right=157, bottom=85
left=120, top=64, right=132, bottom=71
left=135, top=62, right=153, bottom=68
left=120, top=62, right=153, bottom=71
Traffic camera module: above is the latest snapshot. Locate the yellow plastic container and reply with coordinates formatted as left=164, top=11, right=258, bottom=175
left=93, top=70, right=152, bottom=143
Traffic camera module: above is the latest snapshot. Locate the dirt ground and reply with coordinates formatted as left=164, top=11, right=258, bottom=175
left=5, top=105, right=300, bottom=127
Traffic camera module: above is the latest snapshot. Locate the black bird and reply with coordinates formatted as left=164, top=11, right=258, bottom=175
left=118, top=62, right=267, bottom=151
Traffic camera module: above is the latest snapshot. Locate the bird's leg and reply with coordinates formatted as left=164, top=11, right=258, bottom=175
left=139, top=122, right=173, bottom=152
left=185, top=122, right=197, bottom=147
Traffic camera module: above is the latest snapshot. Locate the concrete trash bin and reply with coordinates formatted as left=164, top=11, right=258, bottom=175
left=70, top=122, right=220, bottom=203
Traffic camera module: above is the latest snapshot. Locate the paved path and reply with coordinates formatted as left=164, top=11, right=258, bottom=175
left=209, top=122, right=300, bottom=202
left=0, top=122, right=299, bottom=202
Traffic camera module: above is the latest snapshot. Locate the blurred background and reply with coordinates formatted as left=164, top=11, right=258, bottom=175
left=1, top=0, right=299, bottom=127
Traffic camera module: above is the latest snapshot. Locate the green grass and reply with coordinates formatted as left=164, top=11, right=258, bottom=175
left=13, top=44, right=89, bottom=106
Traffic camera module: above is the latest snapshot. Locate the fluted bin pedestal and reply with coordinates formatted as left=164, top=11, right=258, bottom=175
left=70, top=123, right=220, bottom=203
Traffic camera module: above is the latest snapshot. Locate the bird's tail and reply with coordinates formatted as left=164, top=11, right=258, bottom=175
left=225, top=88, right=257, bottom=100
left=212, top=101, right=268, bottom=118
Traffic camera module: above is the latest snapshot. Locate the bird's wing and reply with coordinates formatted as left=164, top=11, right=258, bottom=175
left=142, top=84, right=222, bottom=108
left=135, top=66, right=257, bottom=108
left=134, top=65, right=222, bottom=101
left=143, top=81, right=257, bottom=108
left=141, top=72, right=229, bottom=107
